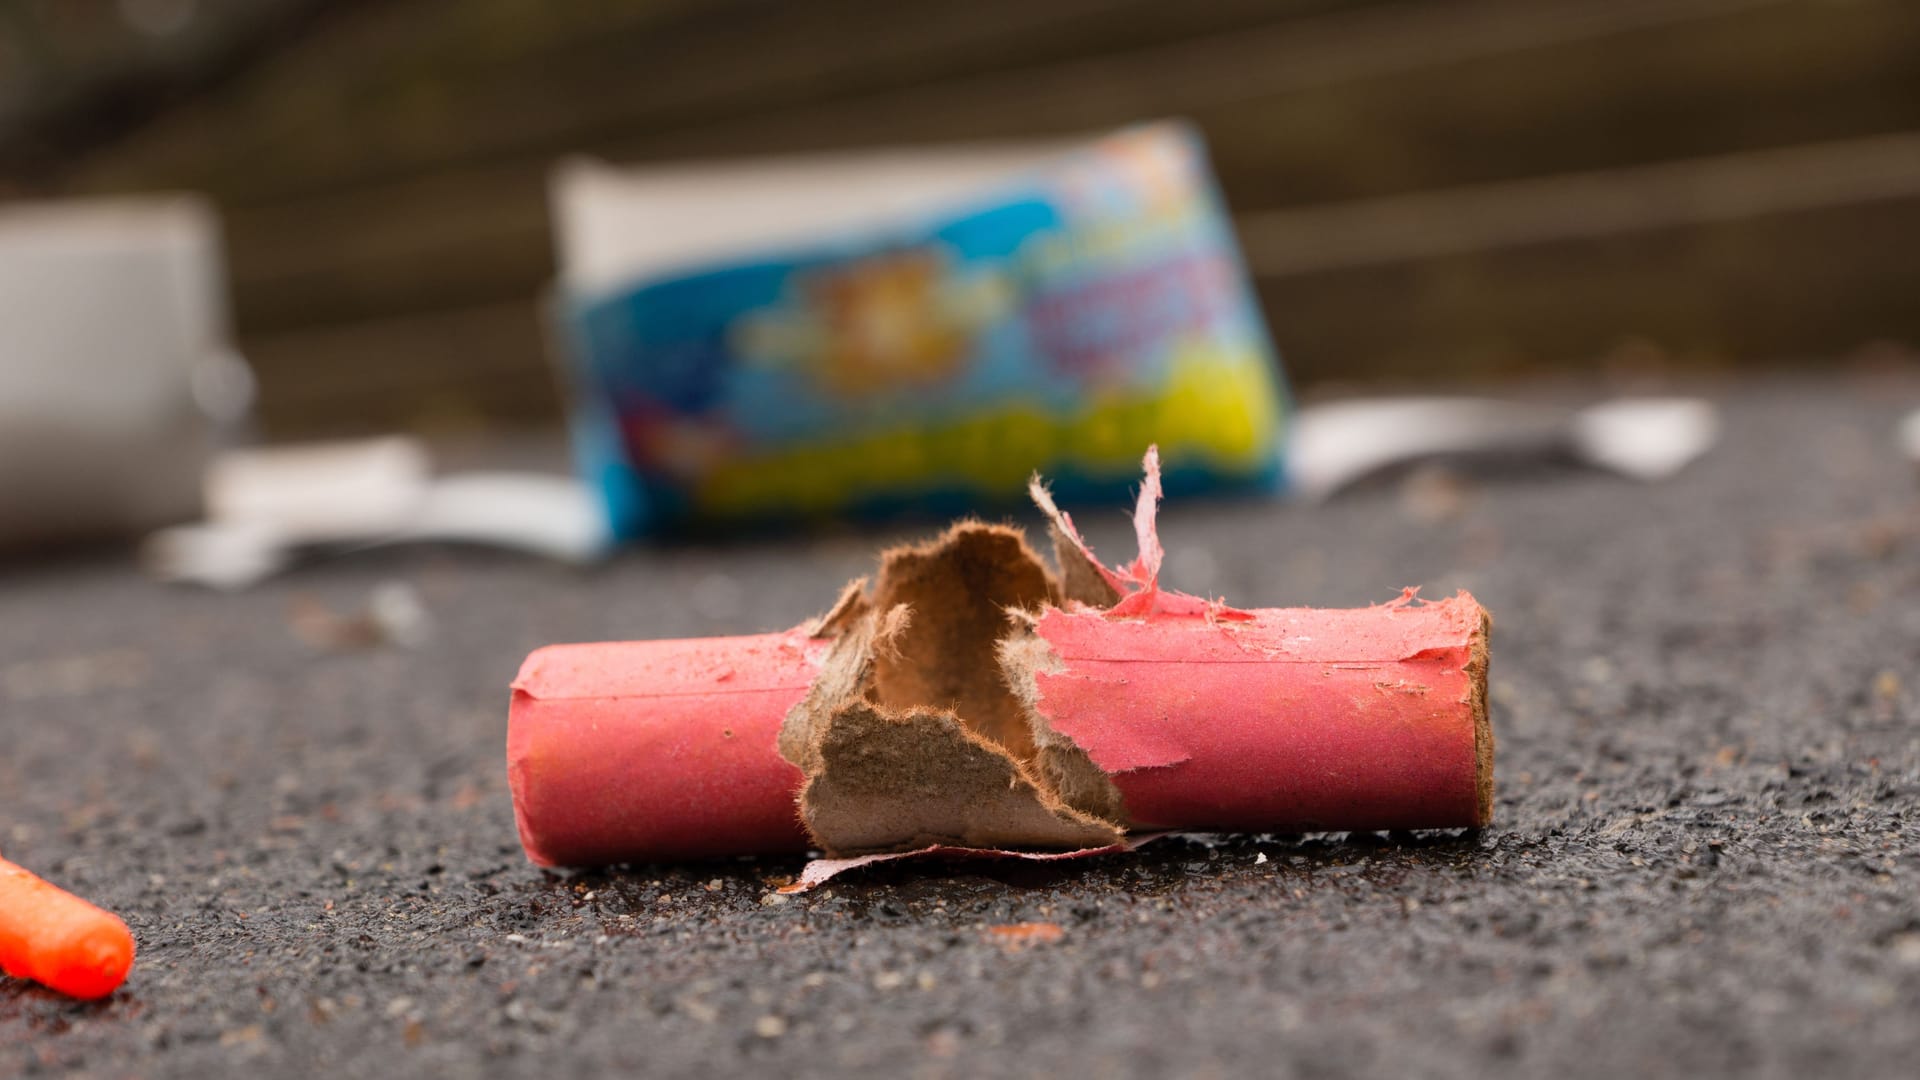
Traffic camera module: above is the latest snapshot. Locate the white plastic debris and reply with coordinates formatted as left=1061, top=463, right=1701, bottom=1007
left=1898, top=409, right=1920, bottom=467
left=0, top=195, right=242, bottom=549
left=143, top=437, right=611, bottom=589
left=1287, top=395, right=1720, bottom=500
left=1568, top=398, right=1720, bottom=483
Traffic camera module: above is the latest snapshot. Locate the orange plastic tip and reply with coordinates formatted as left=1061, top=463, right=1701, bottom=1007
left=0, top=854, right=135, bottom=1000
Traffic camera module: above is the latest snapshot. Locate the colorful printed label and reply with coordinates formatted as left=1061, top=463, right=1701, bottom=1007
left=560, top=123, right=1288, bottom=537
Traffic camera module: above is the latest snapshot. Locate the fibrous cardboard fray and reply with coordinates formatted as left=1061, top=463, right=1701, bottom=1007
left=776, top=524, right=1125, bottom=856
left=777, top=447, right=1282, bottom=859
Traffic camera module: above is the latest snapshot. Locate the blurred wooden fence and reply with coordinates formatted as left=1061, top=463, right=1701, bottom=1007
left=9, top=0, right=1920, bottom=436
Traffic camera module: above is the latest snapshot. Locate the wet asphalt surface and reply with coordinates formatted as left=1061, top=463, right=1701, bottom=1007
left=2, top=374, right=1918, bottom=1078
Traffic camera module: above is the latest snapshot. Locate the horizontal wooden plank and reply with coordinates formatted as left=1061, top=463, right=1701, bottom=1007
left=485, top=0, right=1850, bottom=174
left=78, top=0, right=1850, bottom=209
left=1260, top=194, right=1920, bottom=384
left=1237, top=133, right=1920, bottom=277
left=237, top=176, right=1920, bottom=437
left=211, top=0, right=1920, bottom=334
left=222, top=169, right=553, bottom=334
left=1201, top=0, right=1920, bottom=207
left=50, top=0, right=1915, bottom=437
left=70, top=0, right=1345, bottom=204
left=241, top=298, right=560, bottom=436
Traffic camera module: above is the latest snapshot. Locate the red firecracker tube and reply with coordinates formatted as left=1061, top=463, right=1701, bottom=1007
left=508, top=449, right=1492, bottom=871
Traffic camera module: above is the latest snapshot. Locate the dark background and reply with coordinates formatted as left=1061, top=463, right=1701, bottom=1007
left=4, top=0, right=1919, bottom=436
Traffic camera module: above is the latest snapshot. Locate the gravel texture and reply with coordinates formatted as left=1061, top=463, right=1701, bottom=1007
left=3, top=375, right=1918, bottom=1078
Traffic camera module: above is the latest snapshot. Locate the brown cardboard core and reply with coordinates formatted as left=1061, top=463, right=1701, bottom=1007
left=1468, top=608, right=1496, bottom=827
left=868, top=525, right=1055, bottom=761
left=776, top=522, right=1125, bottom=856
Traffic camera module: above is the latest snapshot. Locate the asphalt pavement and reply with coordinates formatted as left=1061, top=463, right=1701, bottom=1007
left=3, top=374, right=1917, bottom=1078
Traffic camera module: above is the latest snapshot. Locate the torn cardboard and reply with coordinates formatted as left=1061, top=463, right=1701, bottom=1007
left=775, top=524, right=1123, bottom=856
